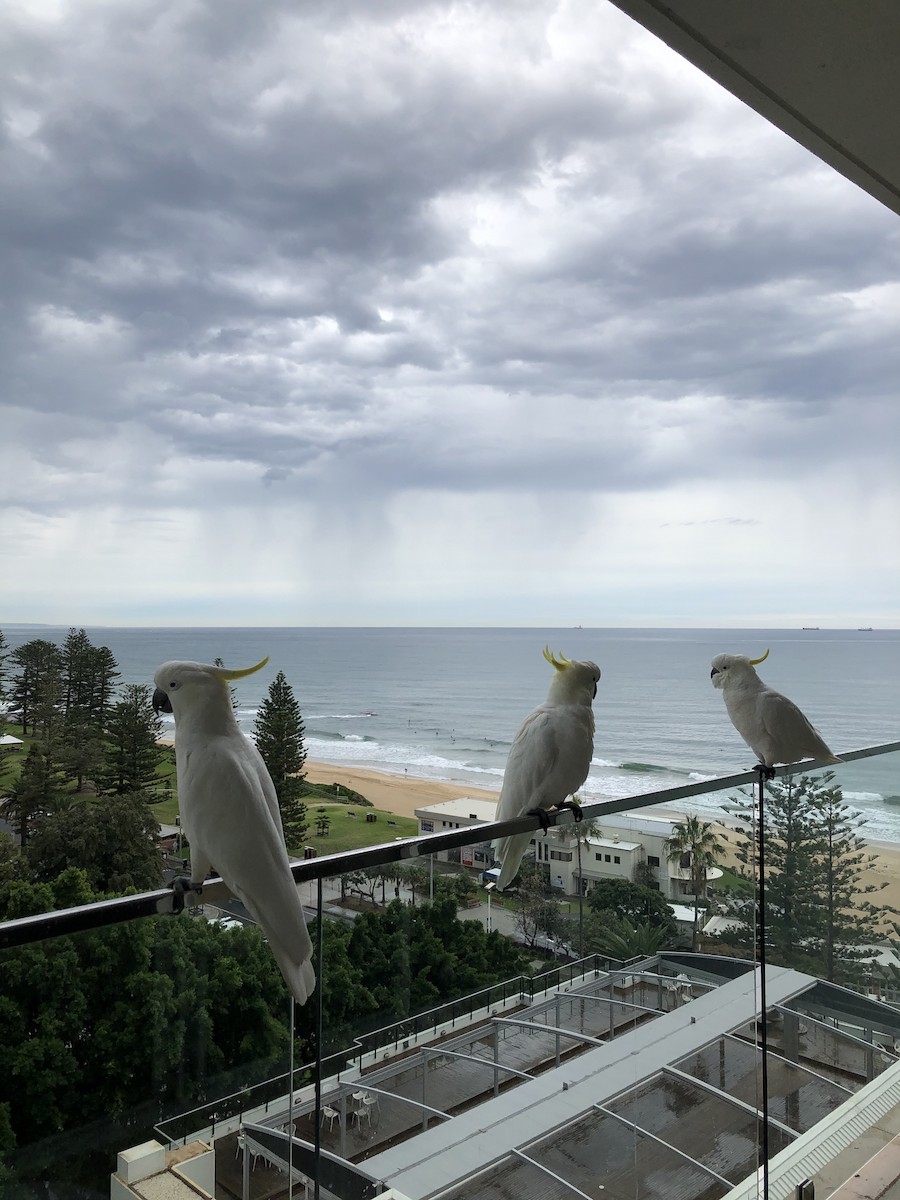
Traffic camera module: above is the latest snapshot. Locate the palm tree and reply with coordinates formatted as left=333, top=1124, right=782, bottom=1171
left=665, top=815, right=725, bottom=951
left=591, top=916, right=667, bottom=961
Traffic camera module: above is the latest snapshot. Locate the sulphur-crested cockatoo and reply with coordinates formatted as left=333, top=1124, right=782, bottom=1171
left=710, top=648, right=841, bottom=772
left=492, top=647, right=601, bottom=890
left=152, top=657, right=315, bottom=1005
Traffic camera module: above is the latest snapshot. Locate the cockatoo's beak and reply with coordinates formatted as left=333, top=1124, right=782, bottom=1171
left=152, top=687, right=173, bottom=714
left=710, top=667, right=719, bottom=679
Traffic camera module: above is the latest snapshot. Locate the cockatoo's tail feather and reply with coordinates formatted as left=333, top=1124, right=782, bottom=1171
left=710, top=649, right=840, bottom=769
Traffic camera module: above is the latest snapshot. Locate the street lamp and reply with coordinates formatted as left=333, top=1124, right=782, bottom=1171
left=484, top=881, right=495, bottom=934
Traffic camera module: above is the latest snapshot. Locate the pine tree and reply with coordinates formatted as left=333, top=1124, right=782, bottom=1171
left=723, top=773, right=891, bottom=985
left=99, top=684, right=164, bottom=796
left=812, top=778, right=890, bottom=984
left=253, top=670, right=309, bottom=848
left=10, top=639, right=63, bottom=734
left=0, top=629, right=10, bottom=706
left=1, top=745, right=68, bottom=850
left=61, top=627, right=94, bottom=715
left=89, top=645, right=120, bottom=726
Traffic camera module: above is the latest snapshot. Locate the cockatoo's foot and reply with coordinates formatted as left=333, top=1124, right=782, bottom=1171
left=754, top=764, right=776, bottom=781
left=169, top=876, right=203, bottom=914
left=556, top=798, right=584, bottom=822
left=527, top=807, right=553, bottom=834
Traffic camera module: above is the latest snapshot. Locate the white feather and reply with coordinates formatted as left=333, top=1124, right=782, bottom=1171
left=492, top=652, right=600, bottom=890
left=154, top=659, right=315, bottom=1005
left=710, top=653, right=841, bottom=769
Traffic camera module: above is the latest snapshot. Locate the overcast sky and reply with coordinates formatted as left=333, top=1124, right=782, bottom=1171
left=2, top=0, right=898, bottom=629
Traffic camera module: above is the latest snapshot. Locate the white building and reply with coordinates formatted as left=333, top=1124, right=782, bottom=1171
left=414, top=797, right=498, bottom=872
left=414, top=801, right=722, bottom=902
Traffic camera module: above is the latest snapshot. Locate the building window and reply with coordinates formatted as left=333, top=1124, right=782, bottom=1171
left=549, top=850, right=573, bottom=862
left=595, top=853, right=603, bottom=861
left=604, top=854, right=611, bottom=862
left=614, top=856, right=620, bottom=864
left=421, top=821, right=433, bottom=832
left=648, top=855, right=660, bottom=867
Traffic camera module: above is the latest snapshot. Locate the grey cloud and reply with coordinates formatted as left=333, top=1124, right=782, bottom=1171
left=1, top=0, right=898, bottom=527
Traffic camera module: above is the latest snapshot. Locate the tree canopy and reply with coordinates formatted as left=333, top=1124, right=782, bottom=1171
left=721, top=773, right=892, bottom=985
left=586, top=877, right=677, bottom=940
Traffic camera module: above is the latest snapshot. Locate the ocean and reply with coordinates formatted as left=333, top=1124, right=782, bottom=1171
left=3, top=625, right=899, bottom=839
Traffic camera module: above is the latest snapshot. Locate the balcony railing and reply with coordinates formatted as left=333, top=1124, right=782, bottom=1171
left=1, top=741, right=897, bottom=1200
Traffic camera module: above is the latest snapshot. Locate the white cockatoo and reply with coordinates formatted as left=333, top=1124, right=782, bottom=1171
left=492, top=647, right=601, bottom=890
left=152, top=657, right=315, bottom=1005
left=710, top=648, right=841, bottom=772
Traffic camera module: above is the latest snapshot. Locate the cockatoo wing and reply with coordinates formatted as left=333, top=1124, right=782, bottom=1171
left=493, top=705, right=593, bottom=889
left=756, top=687, right=841, bottom=767
left=181, top=732, right=315, bottom=1005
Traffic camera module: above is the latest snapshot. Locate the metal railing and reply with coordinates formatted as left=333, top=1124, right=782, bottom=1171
left=3, top=742, right=895, bottom=951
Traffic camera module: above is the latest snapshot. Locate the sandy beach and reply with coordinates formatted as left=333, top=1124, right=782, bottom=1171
left=303, top=758, right=900, bottom=927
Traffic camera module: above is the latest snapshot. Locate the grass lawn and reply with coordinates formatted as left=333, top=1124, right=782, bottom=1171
left=296, top=804, right=419, bottom=856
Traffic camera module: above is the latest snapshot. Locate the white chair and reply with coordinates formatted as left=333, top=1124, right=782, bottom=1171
left=351, top=1104, right=371, bottom=1128
left=321, top=1105, right=340, bottom=1132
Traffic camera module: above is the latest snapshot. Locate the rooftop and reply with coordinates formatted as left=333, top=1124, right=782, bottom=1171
left=219, top=952, right=900, bottom=1200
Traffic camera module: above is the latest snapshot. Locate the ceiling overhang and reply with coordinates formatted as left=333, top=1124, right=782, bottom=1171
left=607, top=0, right=900, bottom=218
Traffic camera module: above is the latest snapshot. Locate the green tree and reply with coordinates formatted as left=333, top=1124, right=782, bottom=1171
left=10, top=639, right=63, bottom=734
left=0, top=833, right=30, bottom=885
left=586, top=915, right=668, bottom=960
left=586, top=877, right=677, bottom=941
left=815, top=782, right=891, bottom=982
left=723, top=773, right=892, bottom=985
left=397, top=863, right=428, bottom=905
left=315, top=812, right=331, bottom=837
left=61, top=627, right=95, bottom=714
left=665, top=815, right=725, bottom=952
left=724, top=775, right=821, bottom=966
left=513, top=866, right=565, bottom=949
left=100, top=684, right=164, bottom=796
left=254, top=670, right=309, bottom=848
left=59, top=702, right=105, bottom=792
left=0, top=745, right=68, bottom=851
left=27, top=794, right=164, bottom=893
left=89, top=644, right=121, bottom=726
left=0, top=628, right=10, bottom=705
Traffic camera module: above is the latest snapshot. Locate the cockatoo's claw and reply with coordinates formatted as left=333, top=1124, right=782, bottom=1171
left=754, top=764, right=776, bottom=781
left=169, top=875, right=201, bottom=914
left=527, top=806, right=552, bottom=834
left=557, top=798, right=584, bottom=822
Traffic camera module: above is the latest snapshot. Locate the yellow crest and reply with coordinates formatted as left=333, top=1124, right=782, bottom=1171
left=748, top=649, right=770, bottom=666
left=213, top=656, right=270, bottom=680
left=542, top=646, right=571, bottom=671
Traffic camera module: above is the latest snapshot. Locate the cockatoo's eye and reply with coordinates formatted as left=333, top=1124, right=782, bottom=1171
left=168, top=680, right=179, bottom=690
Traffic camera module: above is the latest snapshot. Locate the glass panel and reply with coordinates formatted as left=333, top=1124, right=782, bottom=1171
left=2, top=742, right=899, bottom=1199
left=434, top=1152, right=579, bottom=1200
left=608, top=1073, right=792, bottom=1184
left=676, top=1035, right=849, bottom=1133
left=529, top=1111, right=728, bottom=1200
left=1, top=914, right=299, bottom=1197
